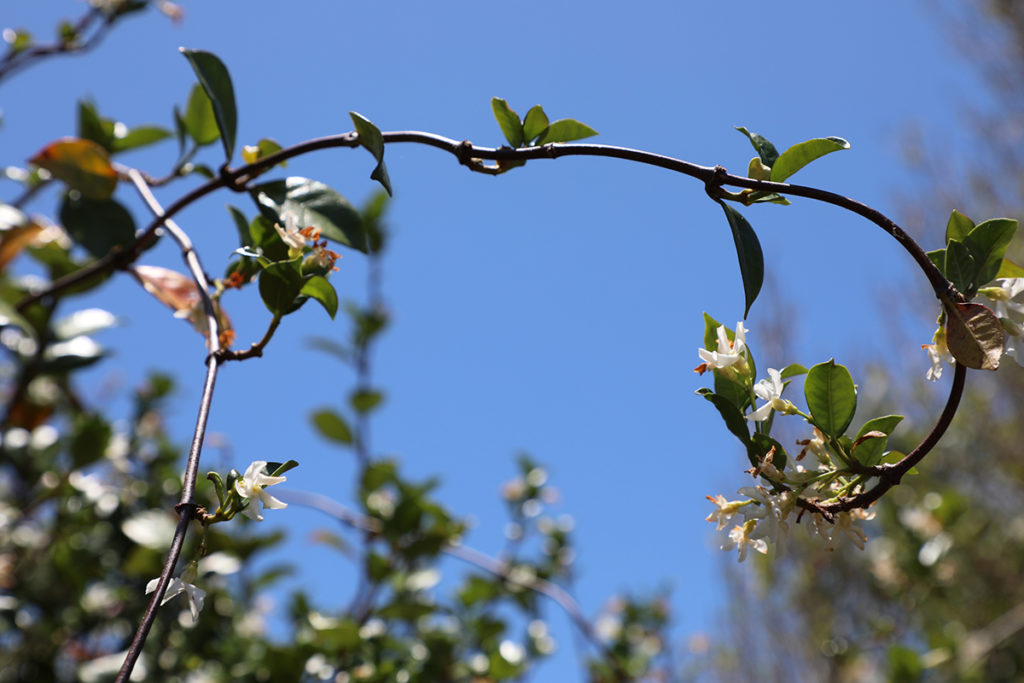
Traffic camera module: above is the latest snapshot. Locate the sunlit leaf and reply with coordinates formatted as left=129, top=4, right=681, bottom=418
left=945, top=209, right=974, bottom=245
left=300, top=275, right=338, bottom=319
left=30, top=138, right=117, bottom=199
left=349, top=112, right=392, bottom=196
left=180, top=48, right=238, bottom=160
left=312, top=409, right=353, bottom=444
left=963, top=218, right=1017, bottom=289
left=996, top=257, right=1024, bottom=279
left=769, top=136, right=849, bottom=183
left=535, top=119, right=598, bottom=145
left=111, top=125, right=172, bottom=153
left=852, top=414, right=903, bottom=466
left=490, top=98, right=524, bottom=147
left=804, top=359, right=857, bottom=438
left=183, top=83, right=219, bottom=146
left=523, top=105, right=549, bottom=143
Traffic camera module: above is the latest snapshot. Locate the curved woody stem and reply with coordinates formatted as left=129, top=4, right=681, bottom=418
left=33, top=133, right=962, bottom=678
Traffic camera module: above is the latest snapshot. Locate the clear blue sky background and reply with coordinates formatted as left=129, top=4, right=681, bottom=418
left=2, top=1, right=988, bottom=678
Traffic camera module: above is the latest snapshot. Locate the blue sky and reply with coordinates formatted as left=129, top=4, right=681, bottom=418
left=2, top=1, right=987, bottom=678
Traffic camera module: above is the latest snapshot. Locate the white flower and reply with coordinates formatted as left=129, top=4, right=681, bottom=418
left=828, top=511, right=869, bottom=551
left=146, top=563, right=205, bottom=623
left=705, top=494, right=744, bottom=530
left=980, top=278, right=1024, bottom=366
left=721, top=520, right=768, bottom=562
left=274, top=211, right=310, bottom=255
left=746, top=368, right=791, bottom=421
left=696, top=323, right=748, bottom=374
left=922, top=329, right=954, bottom=381
left=796, top=427, right=829, bottom=464
left=234, top=461, right=287, bottom=521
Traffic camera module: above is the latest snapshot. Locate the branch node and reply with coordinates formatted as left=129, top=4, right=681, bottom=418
left=174, top=501, right=201, bottom=520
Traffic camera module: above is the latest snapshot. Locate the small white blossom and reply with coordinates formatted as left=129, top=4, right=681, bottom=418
left=922, top=328, right=954, bottom=381
left=721, top=520, right=768, bottom=562
left=235, top=460, right=287, bottom=521
left=146, top=563, right=205, bottom=623
left=746, top=368, right=792, bottom=422
left=704, top=494, right=744, bottom=530
left=274, top=211, right=310, bottom=255
left=696, top=323, right=748, bottom=374
left=980, top=278, right=1024, bottom=366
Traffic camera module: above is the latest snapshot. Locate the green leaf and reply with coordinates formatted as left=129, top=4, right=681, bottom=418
left=769, top=136, right=849, bottom=183
left=300, top=276, right=338, bottom=319
left=349, top=112, right=392, bottom=196
left=780, top=363, right=808, bottom=380
left=945, top=301, right=1004, bottom=370
left=258, top=260, right=303, bottom=316
left=535, top=118, right=598, bottom=145
left=852, top=415, right=904, bottom=467
left=944, top=239, right=976, bottom=294
left=226, top=205, right=252, bottom=248
left=267, top=459, right=299, bottom=476
left=250, top=177, right=367, bottom=253
left=490, top=98, right=524, bottom=147
left=77, top=100, right=112, bottom=150
left=311, top=409, right=353, bottom=444
left=696, top=388, right=749, bottom=445
left=110, top=125, right=171, bottom=153
left=183, top=83, right=219, bottom=146
left=997, top=257, right=1024, bottom=279
left=804, top=359, right=857, bottom=438
left=945, top=209, right=974, bottom=245
left=735, top=126, right=779, bottom=167
left=522, top=105, right=549, bottom=143
left=717, top=202, right=764, bottom=318
left=70, top=413, right=111, bottom=468
left=926, top=248, right=945, bottom=272
left=59, top=194, right=136, bottom=260
left=180, top=48, right=238, bottom=160
left=703, top=312, right=724, bottom=351
left=350, top=389, right=384, bottom=414
left=963, top=218, right=1017, bottom=288
left=714, top=372, right=750, bottom=412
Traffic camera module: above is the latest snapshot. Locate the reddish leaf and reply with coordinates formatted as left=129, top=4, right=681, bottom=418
left=29, top=138, right=118, bottom=200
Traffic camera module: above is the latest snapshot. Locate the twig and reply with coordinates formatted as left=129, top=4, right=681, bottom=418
left=116, top=169, right=225, bottom=683
left=0, top=8, right=113, bottom=85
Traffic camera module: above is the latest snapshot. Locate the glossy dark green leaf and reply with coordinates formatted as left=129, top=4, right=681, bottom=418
left=349, top=112, right=392, bottom=196
left=312, top=409, right=353, bottom=444
left=804, top=359, right=857, bottom=438
left=714, top=372, right=750, bottom=412
left=945, top=209, right=974, bottom=245
left=226, top=205, right=252, bottom=248
left=535, top=118, right=598, bottom=145
left=945, top=301, right=1004, bottom=370
left=963, top=218, right=1017, bottom=288
left=250, top=177, right=367, bottom=253
left=944, top=239, right=976, bottom=294
left=697, top=388, right=749, bottom=444
left=110, top=126, right=171, bottom=153
left=300, top=276, right=338, bottom=319
left=180, top=48, right=237, bottom=160
left=59, top=194, right=136, bottom=259
left=851, top=414, right=904, bottom=467
left=490, top=98, right=524, bottom=147
left=258, top=260, right=303, bottom=316
left=522, top=105, right=549, bottom=143
left=769, top=136, right=849, bottom=182
left=735, top=126, right=779, bottom=167
left=267, top=459, right=299, bottom=476
left=183, top=83, right=219, bottom=146
left=718, top=202, right=764, bottom=318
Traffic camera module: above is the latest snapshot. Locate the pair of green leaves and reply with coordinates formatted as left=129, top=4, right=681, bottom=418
left=491, top=98, right=598, bottom=149
left=180, top=48, right=237, bottom=162
left=718, top=128, right=851, bottom=318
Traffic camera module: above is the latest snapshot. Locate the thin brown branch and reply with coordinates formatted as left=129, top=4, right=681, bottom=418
left=0, top=8, right=112, bottom=85
left=116, top=169, right=225, bottom=683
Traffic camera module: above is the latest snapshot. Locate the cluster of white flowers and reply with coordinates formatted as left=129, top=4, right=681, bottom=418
left=707, top=485, right=874, bottom=560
